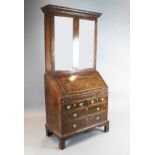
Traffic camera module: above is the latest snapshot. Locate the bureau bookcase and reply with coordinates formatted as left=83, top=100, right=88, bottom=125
left=41, top=5, right=109, bottom=149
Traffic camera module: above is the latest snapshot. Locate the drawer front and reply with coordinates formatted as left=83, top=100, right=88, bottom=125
left=87, top=112, right=107, bottom=126
left=88, top=104, right=105, bottom=114
left=63, top=101, right=87, bottom=111
left=62, top=117, right=86, bottom=134
left=62, top=93, right=96, bottom=104
left=63, top=96, right=107, bottom=112
left=87, top=96, right=108, bottom=106
left=62, top=108, right=87, bottom=122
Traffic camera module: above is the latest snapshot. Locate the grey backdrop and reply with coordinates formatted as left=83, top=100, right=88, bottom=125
left=25, top=0, right=129, bottom=111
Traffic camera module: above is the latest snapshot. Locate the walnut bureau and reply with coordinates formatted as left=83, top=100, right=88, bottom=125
left=41, top=5, right=109, bottom=150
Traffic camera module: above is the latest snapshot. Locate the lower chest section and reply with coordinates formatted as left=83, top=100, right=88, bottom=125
left=61, top=91, right=108, bottom=135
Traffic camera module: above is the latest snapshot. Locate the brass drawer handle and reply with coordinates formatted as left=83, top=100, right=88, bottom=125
left=91, top=100, right=94, bottom=104
left=96, top=116, right=100, bottom=121
left=73, top=103, right=77, bottom=107
left=101, top=98, right=104, bottom=101
left=73, top=124, right=77, bottom=128
left=66, top=105, right=71, bottom=110
left=79, top=102, right=84, bottom=107
left=73, top=113, right=77, bottom=118
left=96, top=107, right=100, bottom=111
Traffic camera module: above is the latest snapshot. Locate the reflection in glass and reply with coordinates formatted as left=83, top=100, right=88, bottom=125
left=79, top=19, right=95, bottom=69
left=55, top=16, right=73, bottom=70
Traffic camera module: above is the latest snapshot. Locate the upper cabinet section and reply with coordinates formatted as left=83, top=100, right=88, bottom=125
left=41, top=5, right=102, bottom=73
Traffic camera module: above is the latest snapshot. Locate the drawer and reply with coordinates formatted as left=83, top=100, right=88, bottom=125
left=88, top=103, right=106, bottom=114
left=63, top=101, right=87, bottom=111
left=87, top=96, right=107, bottom=106
left=62, top=117, right=86, bottom=134
left=62, top=108, right=87, bottom=122
left=87, top=112, right=107, bottom=126
left=62, top=93, right=97, bottom=104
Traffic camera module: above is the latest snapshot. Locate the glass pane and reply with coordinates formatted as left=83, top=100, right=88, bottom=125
left=79, top=19, right=95, bottom=69
left=55, top=16, right=73, bottom=70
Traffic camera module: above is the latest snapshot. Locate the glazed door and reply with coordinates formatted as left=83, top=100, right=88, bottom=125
left=55, top=16, right=73, bottom=70
left=54, top=17, right=96, bottom=71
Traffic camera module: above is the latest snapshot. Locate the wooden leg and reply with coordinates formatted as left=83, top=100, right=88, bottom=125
left=59, top=138, right=65, bottom=150
left=104, top=121, right=109, bottom=132
left=45, top=125, right=53, bottom=137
